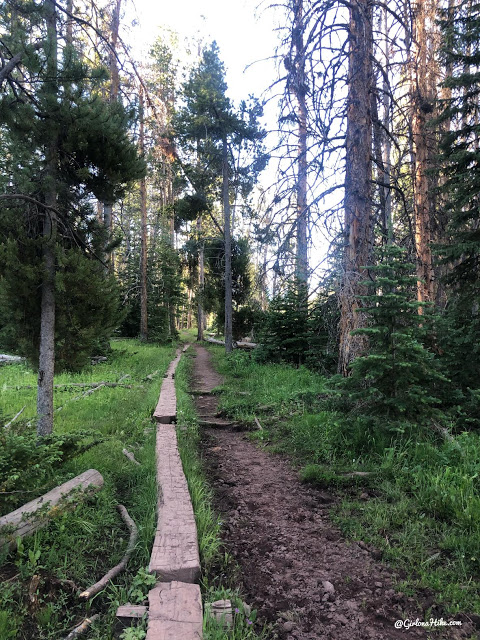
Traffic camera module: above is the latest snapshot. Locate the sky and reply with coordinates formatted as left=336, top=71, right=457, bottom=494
left=128, top=0, right=332, bottom=280
left=131, top=0, right=280, bottom=104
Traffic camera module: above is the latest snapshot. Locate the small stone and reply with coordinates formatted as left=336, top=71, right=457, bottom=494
left=337, top=614, right=349, bottom=625
left=374, top=581, right=383, bottom=588
left=283, top=621, right=295, bottom=632
left=360, top=492, right=369, bottom=500
left=322, top=580, right=335, bottom=595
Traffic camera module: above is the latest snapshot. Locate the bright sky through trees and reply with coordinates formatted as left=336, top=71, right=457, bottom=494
left=134, top=0, right=277, bottom=102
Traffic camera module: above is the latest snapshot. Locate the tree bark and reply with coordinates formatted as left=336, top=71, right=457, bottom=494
left=223, top=135, right=233, bottom=353
left=411, top=0, right=437, bottom=311
left=37, top=0, right=58, bottom=438
left=102, top=0, right=122, bottom=272
left=108, top=0, right=122, bottom=102
left=338, top=0, right=374, bottom=376
left=0, top=470, right=104, bottom=548
left=381, top=3, right=393, bottom=245
left=292, top=0, right=309, bottom=288
left=196, top=216, right=205, bottom=341
left=139, top=87, right=148, bottom=341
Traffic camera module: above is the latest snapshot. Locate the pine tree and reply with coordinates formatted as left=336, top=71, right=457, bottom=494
left=174, top=43, right=267, bottom=351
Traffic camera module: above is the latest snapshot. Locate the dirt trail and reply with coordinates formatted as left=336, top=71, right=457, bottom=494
left=191, top=344, right=475, bottom=640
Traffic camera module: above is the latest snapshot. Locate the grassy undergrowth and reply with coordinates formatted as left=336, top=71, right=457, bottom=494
left=0, top=339, right=176, bottom=639
left=210, top=346, right=480, bottom=617
left=175, top=347, right=265, bottom=640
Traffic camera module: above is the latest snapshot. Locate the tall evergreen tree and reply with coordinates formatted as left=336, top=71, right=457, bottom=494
left=174, top=43, right=267, bottom=352
left=340, top=246, right=445, bottom=422
left=0, top=0, right=144, bottom=436
left=436, top=0, right=480, bottom=395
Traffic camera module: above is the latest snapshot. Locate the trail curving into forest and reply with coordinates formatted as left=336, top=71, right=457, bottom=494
left=191, top=344, right=475, bottom=640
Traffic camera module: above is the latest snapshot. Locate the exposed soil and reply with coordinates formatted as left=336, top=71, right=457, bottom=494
left=191, top=344, right=477, bottom=640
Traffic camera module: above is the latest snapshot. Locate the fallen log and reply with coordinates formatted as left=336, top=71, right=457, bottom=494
left=122, top=448, right=140, bottom=466
left=4, top=405, right=26, bottom=428
left=431, top=421, right=463, bottom=452
left=236, top=341, right=257, bottom=350
left=143, top=370, right=160, bottom=381
left=205, top=337, right=258, bottom=350
left=79, top=504, right=137, bottom=599
left=0, top=469, right=104, bottom=550
left=63, top=614, right=100, bottom=639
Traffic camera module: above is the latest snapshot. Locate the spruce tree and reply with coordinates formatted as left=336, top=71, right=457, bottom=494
left=340, top=247, right=445, bottom=422
left=435, top=1, right=480, bottom=399
left=438, top=1, right=480, bottom=287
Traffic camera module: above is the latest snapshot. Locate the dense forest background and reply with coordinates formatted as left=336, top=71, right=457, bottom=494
left=2, top=0, right=480, bottom=437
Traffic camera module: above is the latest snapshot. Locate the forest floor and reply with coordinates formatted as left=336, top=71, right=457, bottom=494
left=191, top=344, right=477, bottom=640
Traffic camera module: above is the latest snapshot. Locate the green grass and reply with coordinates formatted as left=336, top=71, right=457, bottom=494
left=0, top=339, right=175, bottom=639
left=175, top=347, right=266, bottom=640
left=209, top=346, right=480, bottom=617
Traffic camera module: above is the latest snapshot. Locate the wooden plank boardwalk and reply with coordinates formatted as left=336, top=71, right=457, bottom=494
left=148, top=423, right=200, bottom=583
left=118, top=344, right=202, bottom=639
left=146, top=582, right=202, bottom=640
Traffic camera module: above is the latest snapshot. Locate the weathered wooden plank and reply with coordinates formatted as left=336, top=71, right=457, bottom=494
left=116, top=604, right=148, bottom=625
left=146, top=582, right=202, bottom=640
left=153, top=378, right=176, bottom=423
left=117, top=604, right=148, bottom=618
left=0, top=469, right=103, bottom=549
left=149, top=425, right=200, bottom=583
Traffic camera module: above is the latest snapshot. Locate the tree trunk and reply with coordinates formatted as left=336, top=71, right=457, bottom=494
left=411, top=0, right=437, bottom=311
left=139, top=87, right=148, bottom=341
left=108, top=0, right=122, bottom=102
left=372, top=4, right=392, bottom=245
left=338, top=0, right=374, bottom=376
left=102, top=0, right=122, bottom=272
left=37, top=0, right=58, bottom=438
left=223, top=135, right=233, bottom=353
left=37, top=211, right=56, bottom=438
left=292, top=0, right=309, bottom=288
left=196, top=216, right=205, bottom=341
left=65, top=0, right=73, bottom=44
left=381, top=3, right=393, bottom=245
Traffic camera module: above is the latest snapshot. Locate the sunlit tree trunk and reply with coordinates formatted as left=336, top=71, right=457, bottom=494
left=338, top=0, right=374, bottom=376
left=411, top=0, right=438, bottom=311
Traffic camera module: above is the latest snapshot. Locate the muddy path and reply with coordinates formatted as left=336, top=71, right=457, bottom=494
left=191, top=344, right=475, bottom=640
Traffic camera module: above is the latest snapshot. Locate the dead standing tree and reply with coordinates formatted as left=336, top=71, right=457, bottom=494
left=409, top=0, right=441, bottom=310
left=337, top=0, right=374, bottom=375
